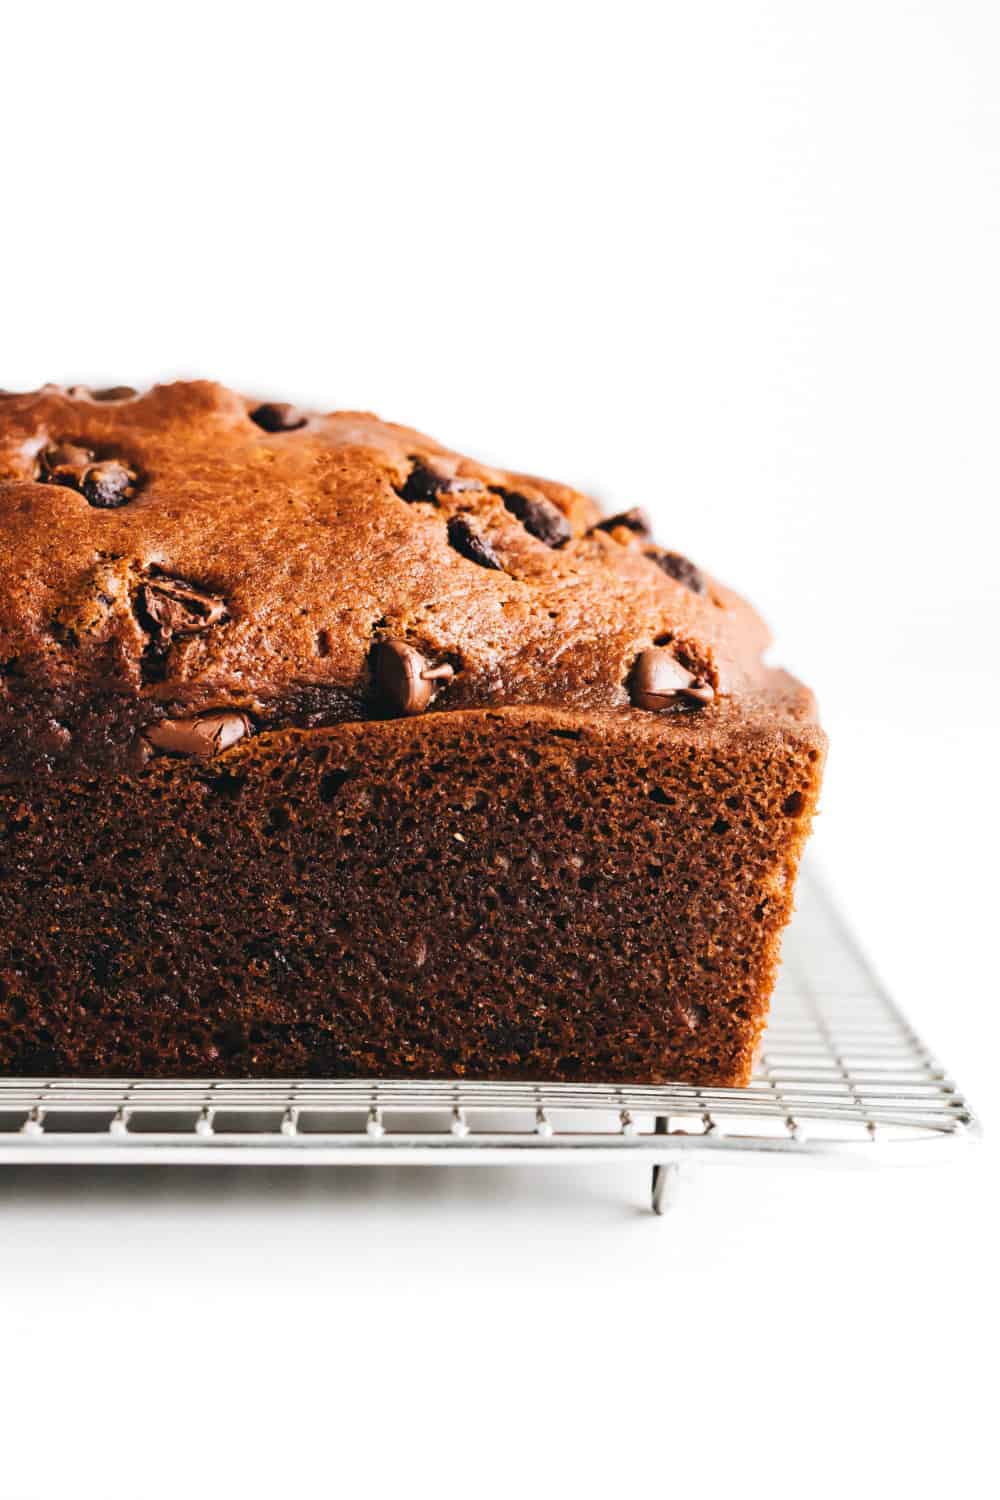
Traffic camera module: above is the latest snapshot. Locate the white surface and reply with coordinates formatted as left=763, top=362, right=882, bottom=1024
left=1, top=3, right=998, bottom=1498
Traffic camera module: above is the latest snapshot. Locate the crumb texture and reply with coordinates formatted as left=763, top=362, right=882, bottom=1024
left=0, top=705, right=823, bottom=1086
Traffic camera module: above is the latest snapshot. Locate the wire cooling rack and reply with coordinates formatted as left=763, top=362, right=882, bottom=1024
left=0, top=870, right=979, bottom=1212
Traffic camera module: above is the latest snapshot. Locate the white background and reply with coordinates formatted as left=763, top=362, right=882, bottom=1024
left=1, top=3, right=997, bottom=1497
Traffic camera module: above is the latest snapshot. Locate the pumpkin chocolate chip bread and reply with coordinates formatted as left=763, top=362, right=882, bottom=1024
left=0, top=381, right=824, bottom=1084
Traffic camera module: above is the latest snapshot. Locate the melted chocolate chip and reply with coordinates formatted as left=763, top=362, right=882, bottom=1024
left=650, top=548, right=706, bottom=595
left=38, top=445, right=139, bottom=508
left=38, top=443, right=93, bottom=486
left=680, top=679, right=715, bottom=704
left=81, top=459, right=136, bottom=509
left=373, top=638, right=454, bottom=716
left=447, top=515, right=503, bottom=570
left=138, top=574, right=228, bottom=645
left=595, top=508, right=651, bottom=537
left=145, top=712, right=249, bottom=757
left=396, top=459, right=482, bottom=504
left=92, top=385, right=138, bottom=402
left=629, top=648, right=714, bottom=711
left=67, top=385, right=138, bottom=402
left=397, top=462, right=442, bottom=504
left=249, top=402, right=307, bottom=433
left=492, top=487, right=572, bottom=548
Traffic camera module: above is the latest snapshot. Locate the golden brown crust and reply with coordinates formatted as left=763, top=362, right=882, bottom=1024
left=0, top=380, right=778, bottom=777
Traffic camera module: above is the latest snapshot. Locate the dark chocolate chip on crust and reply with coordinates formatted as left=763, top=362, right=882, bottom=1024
left=373, top=637, right=455, bottom=716
left=67, top=385, right=138, bottom=402
left=396, top=459, right=482, bottom=505
left=38, top=443, right=93, bottom=486
left=249, top=402, right=307, bottom=433
left=81, top=459, right=136, bottom=509
left=594, top=508, right=651, bottom=537
left=629, top=648, right=714, bottom=711
left=38, top=445, right=139, bottom=508
left=492, top=486, right=572, bottom=548
left=447, top=514, right=503, bottom=570
left=649, top=548, right=706, bottom=595
left=397, top=462, right=443, bottom=504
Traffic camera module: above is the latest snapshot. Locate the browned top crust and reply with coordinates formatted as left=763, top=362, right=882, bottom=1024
left=0, top=380, right=807, bottom=773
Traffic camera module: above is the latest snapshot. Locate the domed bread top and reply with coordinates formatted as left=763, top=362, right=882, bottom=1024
left=0, top=381, right=779, bottom=769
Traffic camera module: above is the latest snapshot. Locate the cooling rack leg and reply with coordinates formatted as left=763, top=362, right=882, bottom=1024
left=650, top=1161, right=680, bottom=1215
left=650, top=1115, right=679, bottom=1216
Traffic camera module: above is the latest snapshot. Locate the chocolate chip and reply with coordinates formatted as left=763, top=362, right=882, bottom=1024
left=81, top=459, right=137, bottom=509
left=92, top=386, right=138, bottom=402
left=38, top=445, right=138, bottom=508
left=67, top=385, right=138, bottom=402
left=145, top=712, right=250, bottom=757
left=374, top=637, right=454, bottom=716
left=629, top=648, right=714, bottom=711
left=38, top=443, right=93, bottom=487
left=650, top=548, right=706, bottom=595
left=595, top=508, right=651, bottom=537
left=249, top=402, right=307, bottom=433
left=138, top=575, right=228, bottom=645
left=447, top=515, right=503, bottom=570
left=492, top=487, right=572, bottom=548
left=396, top=462, right=442, bottom=504
left=396, top=459, right=480, bottom=505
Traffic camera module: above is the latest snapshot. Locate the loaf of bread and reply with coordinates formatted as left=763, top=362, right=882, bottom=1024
left=0, top=382, right=824, bottom=1085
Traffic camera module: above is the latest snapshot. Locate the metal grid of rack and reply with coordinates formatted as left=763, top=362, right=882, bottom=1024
left=0, top=870, right=978, bottom=1211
